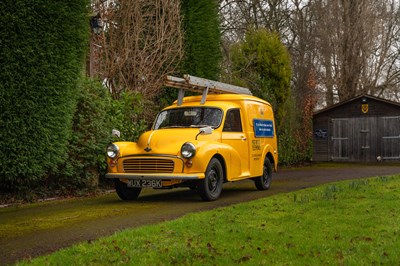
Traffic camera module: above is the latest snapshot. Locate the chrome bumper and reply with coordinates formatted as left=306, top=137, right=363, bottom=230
left=106, top=172, right=204, bottom=180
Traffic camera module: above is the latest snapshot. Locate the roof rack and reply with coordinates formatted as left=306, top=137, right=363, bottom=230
left=165, top=74, right=252, bottom=106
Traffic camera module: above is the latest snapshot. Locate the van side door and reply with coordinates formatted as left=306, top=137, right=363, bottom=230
left=221, top=108, right=250, bottom=179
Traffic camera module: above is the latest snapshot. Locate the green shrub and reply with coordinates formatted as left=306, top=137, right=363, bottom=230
left=278, top=129, right=308, bottom=165
left=0, top=0, right=89, bottom=190
left=109, top=91, right=148, bottom=142
left=53, top=78, right=113, bottom=189
left=278, top=96, right=313, bottom=165
left=231, top=29, right=292, bottom=129
left=52, top=79, right=148, bottom=190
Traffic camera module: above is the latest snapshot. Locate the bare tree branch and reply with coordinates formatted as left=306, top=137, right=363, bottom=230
left=92, top=0, right=183, bottom=99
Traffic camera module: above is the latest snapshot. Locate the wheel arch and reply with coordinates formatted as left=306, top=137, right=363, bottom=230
left=265, top=151, right=277, bottom=171
left=212, top=153, right=227, bottom=183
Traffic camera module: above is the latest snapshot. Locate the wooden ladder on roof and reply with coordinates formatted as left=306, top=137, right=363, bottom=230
left=164, top=74, right=252, bottom=106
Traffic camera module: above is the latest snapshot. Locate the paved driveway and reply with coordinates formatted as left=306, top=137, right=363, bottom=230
left=1, top=164, right=400, bottom=265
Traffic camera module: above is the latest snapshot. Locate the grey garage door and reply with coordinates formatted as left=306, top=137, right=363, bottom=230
left=331, top=117, right=378, bottom=162
left=382, top=116, right=400, bottom=160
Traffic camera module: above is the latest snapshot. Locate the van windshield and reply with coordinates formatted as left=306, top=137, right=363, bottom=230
left=153, top=107, right=223, bottom=130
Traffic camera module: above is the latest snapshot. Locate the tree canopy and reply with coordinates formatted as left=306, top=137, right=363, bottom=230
left=231, top=28, right=292, bottom=127
left=221, top=0, right=400, bottom=105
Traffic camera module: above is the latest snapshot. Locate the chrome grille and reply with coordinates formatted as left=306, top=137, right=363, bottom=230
left=123, top=158, right=174, bottom=173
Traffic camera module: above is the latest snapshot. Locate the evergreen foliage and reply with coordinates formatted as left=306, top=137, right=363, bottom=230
left=109, top=91, right=148, bottom=142
left=54, top=78, right=147, bottom=190
left=181, top=0, right=222, bottom=79
left=231, top=29, right=292, bottom=129
left=0, top=0, right=89, bottom=190
left=55, top=79, right=113, bottom=189
left=160, top=0, right=222, bottom=108
left=229, top=28, right=310, bottom=165
left=278, top=96, right=313, bottom=165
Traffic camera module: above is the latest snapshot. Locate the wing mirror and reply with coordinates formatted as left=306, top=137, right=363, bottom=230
left=112, top=129, right=121, bottom=138
left=196, top=126, right=212, bottom=140
left=199, top=126, right=212, bottom=135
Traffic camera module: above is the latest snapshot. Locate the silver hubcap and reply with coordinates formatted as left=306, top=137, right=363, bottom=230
left=208, top=169, right=218, bottom=192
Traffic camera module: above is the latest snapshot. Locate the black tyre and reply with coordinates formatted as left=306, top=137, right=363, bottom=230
left=254, top=157, right=272, bottom=190
left=198, top=158, right=223, bottom=201
left=114, top=179, right=141, bottom=200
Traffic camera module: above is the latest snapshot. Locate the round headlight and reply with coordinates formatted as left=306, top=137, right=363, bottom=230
left=181, top=142, right=196, bottom=159
left=107, top=143, right=120, bottom=159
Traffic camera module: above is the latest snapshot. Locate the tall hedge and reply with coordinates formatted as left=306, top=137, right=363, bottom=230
left=160, top=0, right=222, bottom=107
left=181, top=0, right=221, bottom=79
left=0, top=1, right=89, bottom=189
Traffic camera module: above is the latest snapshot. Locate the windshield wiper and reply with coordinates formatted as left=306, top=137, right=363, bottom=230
left=190, top=124, right=209, bottom=128
left=160, top=125, right=185, bottom=129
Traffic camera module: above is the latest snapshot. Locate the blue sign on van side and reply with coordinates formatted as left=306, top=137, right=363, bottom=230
left=254, top=119, right=274, bottom=137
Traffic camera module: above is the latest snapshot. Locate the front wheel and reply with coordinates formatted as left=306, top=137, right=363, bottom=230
left=254, top=157, right=272, bottom=190
left=198, top=158, right=223, bottom=201
left=114, top=179, right=141, bottom=200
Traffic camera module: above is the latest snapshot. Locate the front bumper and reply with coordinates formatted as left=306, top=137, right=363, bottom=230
left=105, top=172, right=205, bottom=180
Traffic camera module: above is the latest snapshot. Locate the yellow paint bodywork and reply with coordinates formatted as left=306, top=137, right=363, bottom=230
left=107, top=94, right=278, bottom=186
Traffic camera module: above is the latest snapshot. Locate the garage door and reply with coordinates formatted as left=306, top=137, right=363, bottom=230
left=331, top=117, right=378, bottom=162
left=382, top=116, right=400, bottom=159
left=331, top=118, right=349, bottom=160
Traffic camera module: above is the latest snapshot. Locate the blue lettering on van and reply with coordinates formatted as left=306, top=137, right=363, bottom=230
left=254, top=119, right=274, bottom=137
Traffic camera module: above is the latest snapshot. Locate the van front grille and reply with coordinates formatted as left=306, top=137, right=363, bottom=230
left=123, top=158, right=174, bottom=173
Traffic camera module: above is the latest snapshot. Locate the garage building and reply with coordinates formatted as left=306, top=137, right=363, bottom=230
left=313, top=95, right=400, bottom=162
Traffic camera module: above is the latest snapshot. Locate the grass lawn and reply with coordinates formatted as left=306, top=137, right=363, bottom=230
left=18, top=175, right=400, bottom=265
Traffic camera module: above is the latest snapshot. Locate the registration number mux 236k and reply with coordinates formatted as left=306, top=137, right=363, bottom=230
left=128, top=179, right=162, bottom=188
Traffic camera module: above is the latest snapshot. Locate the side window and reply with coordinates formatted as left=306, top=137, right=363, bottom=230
left=223, top=109, right=243, bottom=132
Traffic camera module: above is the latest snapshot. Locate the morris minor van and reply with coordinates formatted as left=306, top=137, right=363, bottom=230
left=106, top=75, right=278, bottom=201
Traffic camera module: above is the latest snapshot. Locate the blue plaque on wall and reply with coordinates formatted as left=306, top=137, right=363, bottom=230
left=254, top=119, right=274, bottom=137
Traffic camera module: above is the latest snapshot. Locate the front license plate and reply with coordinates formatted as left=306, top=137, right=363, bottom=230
left=128, top=179, right=162, bottom=188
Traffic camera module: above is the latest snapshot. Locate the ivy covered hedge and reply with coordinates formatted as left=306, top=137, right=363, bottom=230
left=0, top=0, right=89, bottom=189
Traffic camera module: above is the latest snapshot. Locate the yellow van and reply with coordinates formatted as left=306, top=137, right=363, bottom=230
left=106, top=75, right=278, bottom=201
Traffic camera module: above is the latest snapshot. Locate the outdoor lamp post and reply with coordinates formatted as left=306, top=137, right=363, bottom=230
left=90, top=13, right=102, bottom=35
left=88, top=13, right=102, bottom=77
